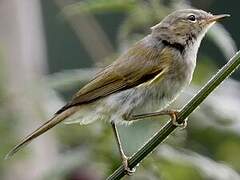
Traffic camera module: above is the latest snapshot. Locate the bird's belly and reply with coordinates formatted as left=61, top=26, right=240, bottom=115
left=101, top=73, right=190, bottom=125
left=64, top=71, right=192, bottom=126
left=132, top=75, right=189, bottom=114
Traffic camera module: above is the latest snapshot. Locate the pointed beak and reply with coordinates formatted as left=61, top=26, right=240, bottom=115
left=207, top=14, right=230, bottom=23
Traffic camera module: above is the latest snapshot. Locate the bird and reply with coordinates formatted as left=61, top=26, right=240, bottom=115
left=6, top=9, right=229, bottom=175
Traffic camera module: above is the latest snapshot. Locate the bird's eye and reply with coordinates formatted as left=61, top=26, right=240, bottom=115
left=187, top=15, right=196, bottom=22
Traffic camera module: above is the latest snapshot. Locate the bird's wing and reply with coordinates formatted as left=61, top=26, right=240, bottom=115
left=56, top=40, right=173, bottom=114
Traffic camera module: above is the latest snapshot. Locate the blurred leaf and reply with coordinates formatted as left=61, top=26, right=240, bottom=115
left=158, top=145, right=240, bottom=180
left=216, top=140, right=240, bottom=170
left=208, top=23, right=237, bottom=60
left=160, top=160, right=203, bottom=180
left=45, top=68, right=99, bottom=91
left=62, top=0, right=136, bottom=16
left=193, top=56, right=218, bottom=84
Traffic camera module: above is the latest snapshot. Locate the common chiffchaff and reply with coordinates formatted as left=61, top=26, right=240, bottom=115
left=7, top=9, right=229, bottom=174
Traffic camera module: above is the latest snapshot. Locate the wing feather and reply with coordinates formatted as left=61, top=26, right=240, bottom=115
left=56, top=40, right=173, bottom=114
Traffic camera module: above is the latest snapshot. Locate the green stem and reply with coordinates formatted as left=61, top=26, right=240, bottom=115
left=107, top=50, right=240, bottom=180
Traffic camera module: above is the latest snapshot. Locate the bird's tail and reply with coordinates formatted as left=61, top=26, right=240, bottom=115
left=5, top=107, right=76, bottom=159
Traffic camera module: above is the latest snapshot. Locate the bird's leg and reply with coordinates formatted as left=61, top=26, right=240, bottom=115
left=127, top=110, right=187, bottom=128
left=111, top=122, right=135, bottom=175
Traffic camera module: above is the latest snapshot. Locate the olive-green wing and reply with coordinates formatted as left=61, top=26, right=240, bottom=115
left=56, top=41, right=172, bottom=114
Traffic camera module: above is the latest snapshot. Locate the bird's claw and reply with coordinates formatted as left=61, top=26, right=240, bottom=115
left=169, top=110, right=188, bottom=129
left=122, top=156, right=136, bottom=176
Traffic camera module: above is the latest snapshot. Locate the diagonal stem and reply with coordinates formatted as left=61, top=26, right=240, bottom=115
left=107, top=50, right=240, bottom=180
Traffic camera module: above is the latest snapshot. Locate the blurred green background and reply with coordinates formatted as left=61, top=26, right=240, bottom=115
left=0, top=0, right=240, bottom=179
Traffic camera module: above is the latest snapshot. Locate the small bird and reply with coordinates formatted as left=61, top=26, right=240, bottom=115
left=7, top=9, right=229, bottom=174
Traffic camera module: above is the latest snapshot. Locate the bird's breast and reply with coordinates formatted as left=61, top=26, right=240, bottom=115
left=135, top=50, right=196, bottom=113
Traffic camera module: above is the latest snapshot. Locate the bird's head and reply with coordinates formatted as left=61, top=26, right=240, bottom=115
left=151, top=9, right=230, bottom=46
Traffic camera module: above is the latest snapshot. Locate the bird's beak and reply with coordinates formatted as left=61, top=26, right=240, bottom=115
left=207, top=14, right=230, bottom=23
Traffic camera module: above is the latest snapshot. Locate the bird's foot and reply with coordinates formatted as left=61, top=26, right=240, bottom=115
left=168, top=110, right=187, bottom=129
left=122, top=155, right=136, bottom=176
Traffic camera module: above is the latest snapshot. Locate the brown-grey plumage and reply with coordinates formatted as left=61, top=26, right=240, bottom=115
left=6, top=9, right=229, bottom=159
left=56, top=39, right=169, bottom=114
